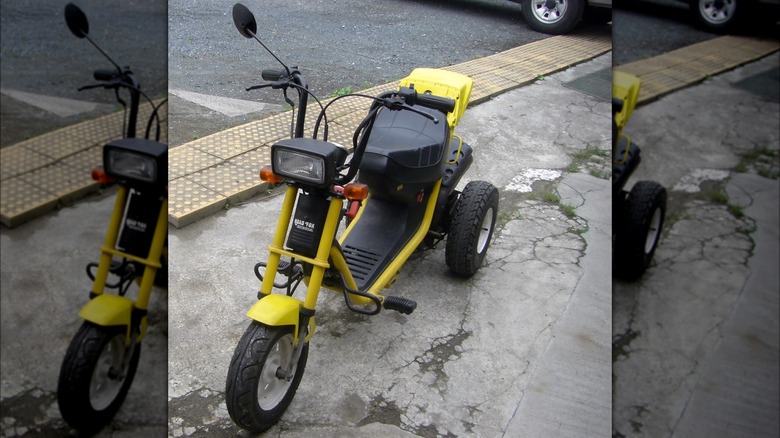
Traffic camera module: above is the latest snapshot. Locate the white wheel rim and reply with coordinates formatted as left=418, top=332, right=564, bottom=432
left=89, top=334, right=126, bottom=411
left=257, top=334, right=296, bottom=411
left=531, top=0, right=568, bottom=24
left=644, top=207, right=662, bottom=254
left=477, top=207, right=495, bottom=254
left=699, top=0, right=735, bottom=24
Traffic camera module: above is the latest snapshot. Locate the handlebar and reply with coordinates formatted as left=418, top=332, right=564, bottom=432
left=261, top=68, right=286, bottom=82
left=397, top=86, right=456, bottom=114
left=94, top=68, right=119, bottom=81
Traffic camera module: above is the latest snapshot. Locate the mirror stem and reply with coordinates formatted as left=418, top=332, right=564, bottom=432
left=246, top=29, right=291, bottom=78
left=83, top=34, right=122, bottom=72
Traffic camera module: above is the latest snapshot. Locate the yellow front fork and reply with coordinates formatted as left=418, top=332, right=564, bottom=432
left=79, top=186, right=167, bottom=342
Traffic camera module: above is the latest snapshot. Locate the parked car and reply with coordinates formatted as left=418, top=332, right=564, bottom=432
left=510, top=0, right=612, bottom=34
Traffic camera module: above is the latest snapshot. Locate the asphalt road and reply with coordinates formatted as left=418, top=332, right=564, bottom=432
left=0, top=0, right=167, bottom=147
left=167, top=0, right=609, bottom=146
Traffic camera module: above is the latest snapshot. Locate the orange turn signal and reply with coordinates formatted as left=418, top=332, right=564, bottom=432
left=91, top=166, right=114, bottom=184
left=344, top=183, right=368, bottom=201
left=259, top=166, right=282, bottom=183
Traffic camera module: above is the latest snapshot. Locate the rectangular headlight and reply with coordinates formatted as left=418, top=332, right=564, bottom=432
left=273, top=149, right=326, bottom=186
left=271, top=138, right=348, bottom=188
left=107, top=149, right=157, bottom=183
left=103, top=138, right=167, bottom=189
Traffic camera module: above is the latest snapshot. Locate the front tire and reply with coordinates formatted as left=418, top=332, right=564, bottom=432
left=446, top=181, right=499, bottom=277
left=614, top=181, right=666, bottom=281
left=58, top=322, right=140, bottom=435
left=521, top=0, right=585, bottom=34
left=226, top=322, right=308, bottom=433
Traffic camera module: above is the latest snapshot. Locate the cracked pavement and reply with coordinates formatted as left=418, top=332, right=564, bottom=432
left=612, top=53, right=780, bottom=437
left=167, top=54, right=612, bottom=437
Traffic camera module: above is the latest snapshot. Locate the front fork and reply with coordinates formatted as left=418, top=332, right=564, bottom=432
left=249, top=185, right=353, bottom=379
left=79, top=186, right=167, bottom=371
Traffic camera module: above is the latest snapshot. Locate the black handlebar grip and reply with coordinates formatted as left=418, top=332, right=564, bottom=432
left=261, top=68, right=285, bottom=81
left=416, top=92, right=456, bottom=114
left=94, top=69, right=117, bottom=81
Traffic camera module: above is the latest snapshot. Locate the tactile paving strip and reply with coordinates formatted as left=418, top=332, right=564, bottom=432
left=1, top=99, right=167, bottom=227
left=167, top=31, right=613, bottom=227
left=615, top=35, right=780, bottom=105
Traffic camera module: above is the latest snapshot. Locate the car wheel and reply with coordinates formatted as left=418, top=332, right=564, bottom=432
left=521, top=0, right=585, bottom=34
left=689, top=0, right=739, bottom=31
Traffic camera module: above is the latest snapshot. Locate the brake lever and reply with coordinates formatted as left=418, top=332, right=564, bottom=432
left=78, top=80, right=122, bottom=92
left=246, top=79, right=290, bottom=91
left=380, top=96, right=439, bottom=124
left=246, top=83, right=274, bottom=91
left=400, top=103, right=439, bottom=124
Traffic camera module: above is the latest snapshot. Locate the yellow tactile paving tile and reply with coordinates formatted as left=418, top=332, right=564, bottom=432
left=615, top=35, right=779, bottom=105
left=0, top=147, right=52, bottom=180
left=0, top=177, right=60, bottom=228
left=168, top=146, right=222, bottom=180
left=1, top=100, right=167, bottom=227
left=167, top=176, right=226, bottom=228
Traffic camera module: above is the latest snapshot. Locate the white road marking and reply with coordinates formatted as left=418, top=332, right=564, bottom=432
left=169, top=89, right=282, bottom=117
left=1, top=88, right=109, bottom=117
left=506, top=169, right=563, bottom=193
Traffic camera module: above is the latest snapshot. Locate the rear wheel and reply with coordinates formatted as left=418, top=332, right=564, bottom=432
left=446, top=181, right=499, bottom=277
left=58, top=322, right=140, bottom=435
left=226, top=322, right=308, bottom=433
left=521, top=0, right=585, bottom=34
left=614, top=181, right=666, bottom=281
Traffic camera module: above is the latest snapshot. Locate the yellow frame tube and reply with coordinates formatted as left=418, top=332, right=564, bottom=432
left=91, top=186, right=129, bottom=296
left=301, top=196, right=344, bottom=311
left=259, top=185, right=299, bottom=296
left=134, top=198, right=168, bottom=311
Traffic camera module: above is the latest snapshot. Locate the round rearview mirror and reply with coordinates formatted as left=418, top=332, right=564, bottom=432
left=233, top=3, right=257, bottom=38
left=64, top=3, right=89, bottom=38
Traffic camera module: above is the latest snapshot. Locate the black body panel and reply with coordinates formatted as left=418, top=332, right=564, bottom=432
left=359, top=106, right=449, bottom=204
left=613, top=137, right=641, bottom=195
left=341, top=194, right=430, bottom=291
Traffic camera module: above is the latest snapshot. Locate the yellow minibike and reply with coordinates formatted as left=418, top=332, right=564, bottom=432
left=226, top=4, right=500, bottom=433
left=57, top=4, right=168, bottom=435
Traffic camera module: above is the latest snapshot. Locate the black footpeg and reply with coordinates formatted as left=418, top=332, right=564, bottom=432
left=383, top=296, right=417, bottom=315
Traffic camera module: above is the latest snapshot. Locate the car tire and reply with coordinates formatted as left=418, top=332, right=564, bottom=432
left=521, top=0, right=585, bottom=34
left=689, top=0, right=739, bottom=31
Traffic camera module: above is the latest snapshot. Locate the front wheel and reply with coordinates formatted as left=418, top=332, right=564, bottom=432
left=226, top=322, right=308, bottom=433
left=57, top=322, right=140, bottom=435
left=521, top=0, right=585, bottom=34
left=446, top=180, right=499, bottom=277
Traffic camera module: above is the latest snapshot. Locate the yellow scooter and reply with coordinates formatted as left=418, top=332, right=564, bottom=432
left=56, top=4, right=167, bottom=434
left=612, top=71, right=666, bottom=281
left=225, top=4, right=499, bottom=432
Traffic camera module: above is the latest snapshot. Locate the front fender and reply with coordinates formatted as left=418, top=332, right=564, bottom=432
left=78, top=294, right=147, bottom=341
left=246, top=295, right=314, bottom=342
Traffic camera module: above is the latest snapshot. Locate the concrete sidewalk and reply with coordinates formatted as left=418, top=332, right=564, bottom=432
left=612, top=52, right=779, bottom=437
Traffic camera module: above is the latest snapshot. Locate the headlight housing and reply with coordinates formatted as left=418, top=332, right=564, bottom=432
left=103, top=138, right=167, bottom=190
left=271, top=138, right=348, bottom=189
